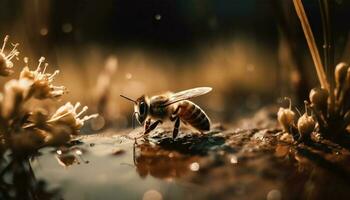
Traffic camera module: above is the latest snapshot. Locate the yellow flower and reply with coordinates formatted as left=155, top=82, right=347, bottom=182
left=20, top=57, right=66, bottom=99
left=0, top=35, right=19, bottom=76
left=47, top=102, right=98, bottom=133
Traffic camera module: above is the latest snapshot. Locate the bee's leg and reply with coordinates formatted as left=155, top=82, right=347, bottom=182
left=172, top=105, right=181, bottom=116
left=170, top=105, right=181, bottom=139
left=144, top=118, right=151, bottom=132
left=144, top=120, right=162, bottom=135
left=133, top=139, right=137, bottom=165
left=172, top=116, right=181, bottom=139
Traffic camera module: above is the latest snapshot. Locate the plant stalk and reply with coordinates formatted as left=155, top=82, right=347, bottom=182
left=319, top=0, right=335, bottom=114
left=292, top=0, right=330, bottom=92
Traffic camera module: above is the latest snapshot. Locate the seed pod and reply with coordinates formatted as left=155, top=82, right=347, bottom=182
left=277, top=98, right=295, bottom=133
left=297, top=113, right=315, bottom=139
left=309, top=88, right=328, bottom=111
left=345, top=67, right=350, bottom=92
left=335, top=62, right=349, bottom=89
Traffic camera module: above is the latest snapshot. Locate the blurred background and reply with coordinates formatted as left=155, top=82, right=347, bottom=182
left=1, top=0, right=350, bottom=131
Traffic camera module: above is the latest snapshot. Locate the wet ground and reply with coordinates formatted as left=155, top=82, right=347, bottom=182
left=18, top=109, right=350, bottom=200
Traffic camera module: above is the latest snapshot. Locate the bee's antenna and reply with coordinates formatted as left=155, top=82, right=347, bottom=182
left=120, top=95, right=137, bottom=104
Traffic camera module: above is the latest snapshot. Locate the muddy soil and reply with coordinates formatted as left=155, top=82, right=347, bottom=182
left=10, top=108, right=350, bottom=200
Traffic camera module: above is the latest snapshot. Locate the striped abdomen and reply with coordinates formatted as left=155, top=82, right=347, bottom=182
left=177, top=100, right=210, bottom=131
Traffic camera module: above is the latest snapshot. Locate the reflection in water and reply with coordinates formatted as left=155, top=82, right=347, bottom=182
left=18, top=128, right=350, bottom=200
left=134, top=142, right=200, bottom=179
left=0, top=155, right=60, bottom=200
left=55, top=147, right=89, bottom=167
left=133, top=131, right=227, bottom=179
left=56, top=154, right=78, bottom=167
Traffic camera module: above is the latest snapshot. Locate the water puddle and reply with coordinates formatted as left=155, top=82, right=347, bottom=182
left=20, top=127, right=350, bottom=200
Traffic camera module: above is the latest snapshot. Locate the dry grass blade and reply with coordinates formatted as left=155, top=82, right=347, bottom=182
left=292, top=0, right=329, bottom=91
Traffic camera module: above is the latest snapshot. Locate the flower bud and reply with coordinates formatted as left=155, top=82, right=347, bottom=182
left=309, top=88, right=328, bottom=111
left=20, top=57, right=66, bottom=99
left=48, top=102, right=98, bottom=134
left=335, top=62, right=349, bottom=89
left=277, top=107, right=295, bottom=133
left=2, top=79, right=33, bottom=118
left=297, top=113, right=315, bottom=138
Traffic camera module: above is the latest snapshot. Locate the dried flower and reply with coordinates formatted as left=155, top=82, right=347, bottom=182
left=2, top=79, right=32, bottom=118
left=0, top=35, right=19, bottom=76
left=26, top=109, right=50, bottom=129
left=0, top=35, right=100, bottom=157
left=43, top=125, right=72, bottom=146
left=20, top=57, right=66, bottom=99
left=277, top=98, right=296, bottom=133
left=47, top=102, right=98, bottom=133
left=11, top=129, right=46, bottom=152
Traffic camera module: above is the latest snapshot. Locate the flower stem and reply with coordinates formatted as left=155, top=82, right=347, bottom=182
left=319, top=0, right=335, bottom=113
left=292, top=0, right=330, bottom=92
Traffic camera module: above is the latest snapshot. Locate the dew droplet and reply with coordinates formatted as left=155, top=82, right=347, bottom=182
left=75, top=149, right=82, bottom=155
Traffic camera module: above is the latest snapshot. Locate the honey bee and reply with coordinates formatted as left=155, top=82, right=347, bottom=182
left=120, top=87, right=212, bottom=139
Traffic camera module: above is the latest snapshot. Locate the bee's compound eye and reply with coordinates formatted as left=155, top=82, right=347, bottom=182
left=139, top=102, right=146, bottom=114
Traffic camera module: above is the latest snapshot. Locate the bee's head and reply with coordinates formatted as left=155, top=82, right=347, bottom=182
left=120, top=94, right=149, bottom=125
left=134, top=95, right=149, bottom=124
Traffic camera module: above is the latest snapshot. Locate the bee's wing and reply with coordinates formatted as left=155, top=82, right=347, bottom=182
left=162, top=87, right=212, bottom=107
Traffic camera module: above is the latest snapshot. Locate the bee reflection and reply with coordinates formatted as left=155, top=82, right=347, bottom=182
left=133, top=142, right=200, bottom=179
